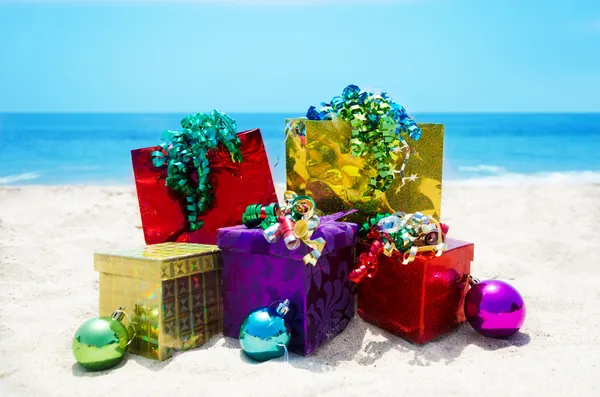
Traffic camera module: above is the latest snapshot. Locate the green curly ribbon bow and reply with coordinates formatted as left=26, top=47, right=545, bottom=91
left=151, top=110, right=242, bottom=231
left=307, top=85, right=422, bottom=195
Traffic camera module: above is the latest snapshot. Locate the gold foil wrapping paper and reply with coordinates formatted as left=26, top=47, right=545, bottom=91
left=285, top=119, right=444, bottom=223
left=94, top=243, right=222, bottom=361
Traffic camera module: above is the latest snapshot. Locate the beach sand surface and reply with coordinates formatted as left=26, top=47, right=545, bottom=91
left=1, top=184, right=600, bottom=397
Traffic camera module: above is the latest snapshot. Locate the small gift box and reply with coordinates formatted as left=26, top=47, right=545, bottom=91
left=351, top=213, right=473, bottom=344
left=217, top=197, right=358, bottom=356
left=286, top=85, right=444, bottom=224
left=94, top=243, right=222, bottom=360
left=132, top=111, right=277, bottom=245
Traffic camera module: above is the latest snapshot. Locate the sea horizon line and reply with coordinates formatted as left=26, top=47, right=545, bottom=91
left=2, top=111, right=600, bottom=115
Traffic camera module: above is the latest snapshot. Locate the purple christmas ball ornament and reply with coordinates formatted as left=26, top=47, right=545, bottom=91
left=464, top=279, right=526, bottom=338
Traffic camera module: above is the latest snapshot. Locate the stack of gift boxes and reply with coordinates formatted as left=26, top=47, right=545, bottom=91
left=92, top=86, right=476, bottom=363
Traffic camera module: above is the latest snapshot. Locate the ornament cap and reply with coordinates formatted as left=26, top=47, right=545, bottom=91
left=468, top=275, right=480, bottom=286
left=276, top=299, right=290, bottom=317
left=111, top=307, right=125, bottom=322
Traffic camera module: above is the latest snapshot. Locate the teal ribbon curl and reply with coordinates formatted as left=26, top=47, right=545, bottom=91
left=152, top=110, right=242, bottom=231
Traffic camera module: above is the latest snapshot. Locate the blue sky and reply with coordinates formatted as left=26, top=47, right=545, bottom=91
left=1, top=0, right=599, bottom=113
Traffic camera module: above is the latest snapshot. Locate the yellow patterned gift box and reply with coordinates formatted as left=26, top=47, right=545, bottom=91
left=285, top=119, right=444, bottom=223
left=94, top=243, right=222, bottom=361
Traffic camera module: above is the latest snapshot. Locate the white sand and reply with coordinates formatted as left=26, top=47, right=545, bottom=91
left=1, top=184, right=600, bottom=396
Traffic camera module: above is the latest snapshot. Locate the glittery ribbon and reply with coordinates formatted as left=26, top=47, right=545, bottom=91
left=306, top=85, right=421, bottom=195
left=151, top=110, right=242, bottom=231
left=242, top=191, right=326, bottom=266
left=349, top=211, right=449, bottom=283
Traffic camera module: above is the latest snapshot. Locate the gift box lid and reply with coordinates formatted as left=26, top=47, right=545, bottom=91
left=358, top=237, right=474, bottom=263
left=439, top=238, right=474, bottom=261
left=444, top=238, right=473, bottom=252
left=94, top=243, right=221, bottom=281
left=217, top=213, right=358, bottom=259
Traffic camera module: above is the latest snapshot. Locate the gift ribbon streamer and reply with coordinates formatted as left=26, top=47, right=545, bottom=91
left=306, top=84, right=422, bottom=195
left=151, top=110, right=242, bottom=231
left=349, top=211, right=449, bottom=283
left=242, top=191, right=326, bottom=266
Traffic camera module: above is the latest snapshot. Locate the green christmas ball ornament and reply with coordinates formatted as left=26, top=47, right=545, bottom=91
left=239, top=299, right=292, bottom=362
left=72, top=307, right=130, bottom=371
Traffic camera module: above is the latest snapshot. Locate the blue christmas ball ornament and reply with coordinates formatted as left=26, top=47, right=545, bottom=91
left=239, top=299, right=292, bottom=362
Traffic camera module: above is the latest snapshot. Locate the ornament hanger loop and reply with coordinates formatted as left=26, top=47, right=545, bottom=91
left=111, top=306, right=137, bottom=347
left=276, top=299, right=291, bottom=317
left=267, top=299, right=291, bottom=317
left=111, top=306, right=126, bottom=321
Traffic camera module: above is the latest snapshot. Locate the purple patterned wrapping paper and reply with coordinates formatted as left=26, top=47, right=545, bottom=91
left=217, top=214, right=358, bottom=356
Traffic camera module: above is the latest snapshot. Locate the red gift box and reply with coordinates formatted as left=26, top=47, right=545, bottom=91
left=132, top=128, right=277, bottom=245
left=356, top=238, right=474, bottom=344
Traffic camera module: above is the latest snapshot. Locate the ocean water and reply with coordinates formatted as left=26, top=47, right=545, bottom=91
left=1, top=113, right=600, bottom=186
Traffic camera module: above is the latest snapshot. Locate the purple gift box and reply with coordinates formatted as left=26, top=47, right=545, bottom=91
left=217, top=213, right=358, bottom=356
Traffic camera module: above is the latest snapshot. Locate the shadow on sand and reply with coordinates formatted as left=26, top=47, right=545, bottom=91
left=286, top=316, right=530, bottom=373
left=72, top=318, right=530, bottom=376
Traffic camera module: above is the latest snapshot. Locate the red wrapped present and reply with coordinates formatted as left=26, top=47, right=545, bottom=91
left=350, top=212, right=473, bottom=344
left=132, top=124, right=277, bottom=245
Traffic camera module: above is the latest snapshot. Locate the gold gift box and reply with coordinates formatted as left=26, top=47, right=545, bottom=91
left=94, top=243, right=222, bottom=361
left=285, top=119, right=444, bottom=222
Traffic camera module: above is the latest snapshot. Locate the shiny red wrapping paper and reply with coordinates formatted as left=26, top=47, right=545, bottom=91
left=132, top=128, right=277, bottom=245
left=356, top=238, right=474, bottom=344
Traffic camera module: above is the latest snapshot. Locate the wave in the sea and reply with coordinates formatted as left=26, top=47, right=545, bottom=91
left=458, top=165, right=507, bottom=174
left=452, top=164, right=600, bottom=186
left=0, top=172, right=42, bottom=185
left=447, top=170, right=600, bottom=186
